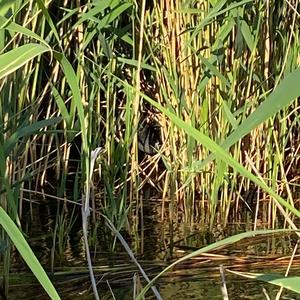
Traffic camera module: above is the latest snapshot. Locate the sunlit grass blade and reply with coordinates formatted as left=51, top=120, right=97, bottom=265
left=185, top=0, right=253, bottom=46
left=0, top=0, right=15, bottom=16
left=0, top=43, right=49, bottom=79
left=227, top=270, right=300, bottom=294
left=0, top=16, right=50, bottom=49
left=197, top=53, right=230, bottom=87
left=0, top=207, right=60, bottom=300
left=52, top=86, right=71, bottom=127
left=73, top=0, right=119, bottom=28
left=53, top=52, right=84, bottom=141
left=117, top=57, right=156, bottom=72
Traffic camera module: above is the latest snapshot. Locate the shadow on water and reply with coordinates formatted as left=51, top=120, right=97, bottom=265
left=3, top=194, right=300, bottom=300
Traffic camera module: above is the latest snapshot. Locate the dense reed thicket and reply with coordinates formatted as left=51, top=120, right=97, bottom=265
left=0, top=0, right=300, bottom=299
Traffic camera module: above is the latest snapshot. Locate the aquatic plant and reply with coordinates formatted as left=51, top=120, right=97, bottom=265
left=0, top=0, right=300, bottom=299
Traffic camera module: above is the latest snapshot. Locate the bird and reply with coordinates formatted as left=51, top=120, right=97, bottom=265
left=138, top=123, right=161, bottom=155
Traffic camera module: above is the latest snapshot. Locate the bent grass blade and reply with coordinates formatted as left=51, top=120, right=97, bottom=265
left=0, top=43, right=49, bottom=79
left=0, top=16, right=51, bottom=50
left=3, top=117, right=62, bottom=157
left=0, top=207, right=61, bottom=300
left=227, top=270, right=300, bottom=294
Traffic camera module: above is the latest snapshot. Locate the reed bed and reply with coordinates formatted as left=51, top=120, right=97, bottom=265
left=0, top=0, right=300, bottom=299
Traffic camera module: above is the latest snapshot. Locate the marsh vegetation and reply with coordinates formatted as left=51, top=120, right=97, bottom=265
left=0, top=0, right=300, bottom=299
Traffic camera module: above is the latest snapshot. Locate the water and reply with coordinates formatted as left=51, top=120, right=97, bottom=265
left=2, top=200, right=300, bottom=300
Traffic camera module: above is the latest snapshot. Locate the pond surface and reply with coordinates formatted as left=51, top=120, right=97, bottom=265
left=3, top=199, right=300, bottom=300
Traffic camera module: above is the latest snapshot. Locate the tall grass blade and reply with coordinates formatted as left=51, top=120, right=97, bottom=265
left=193, top=67, right=300, bottom=170
left=53, top=52, right=83, bottom=142
left=0, top=43, right=49, bottom=79
left=0, top=207, right=60, bottom=300
left=53, top=51, right=99, bottom=299
left=35, top=0, right=61, bottom=48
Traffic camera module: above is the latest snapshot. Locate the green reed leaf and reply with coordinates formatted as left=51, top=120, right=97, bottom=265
left=0, top=43, right=49, bottom=79
left=0, top=16, right=50, bottom=49
left=193, top=67, right=300, bottom=170
left=53, top=52, right=87, bottom=151
left=4, top=117, right=62, bottom=156
left=0, top=207, right=60, bottom=299
left=227, top=270, right=300, bottom=293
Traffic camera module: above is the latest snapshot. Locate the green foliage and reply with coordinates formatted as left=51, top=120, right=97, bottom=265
left=0, top=44, right=49, bottom=79
left=0, top=207, right=60, bottom=299
left=0, top=0, right=300, bottom=298
left=227, top=270, right=300, bottom=294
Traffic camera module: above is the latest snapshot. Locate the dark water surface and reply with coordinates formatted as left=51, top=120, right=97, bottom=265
left=3, top=199, right=300, bottom=300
